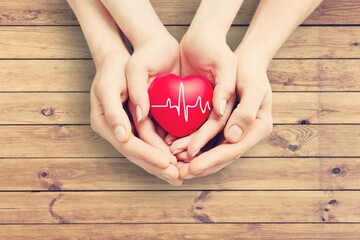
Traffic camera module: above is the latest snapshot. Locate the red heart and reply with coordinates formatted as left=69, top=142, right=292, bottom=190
left=148, top=73, right=213, bottom=137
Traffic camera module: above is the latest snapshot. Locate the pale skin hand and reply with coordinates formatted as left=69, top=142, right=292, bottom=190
left=100, top=0, right=181, bottom=152
left=177, top=0, right=323, bottom=179
left=167, top=0, right=244, bottom=161
left=67, top=0, right=182, bottom=186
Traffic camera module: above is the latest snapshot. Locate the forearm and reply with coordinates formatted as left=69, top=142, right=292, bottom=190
left=187, top=0, right=244, bottom=36
left=100, top=0, right=167, bottom=49
left=237, top=0, right=323, bottom=67
left=67, top=0, right=129, bottom=68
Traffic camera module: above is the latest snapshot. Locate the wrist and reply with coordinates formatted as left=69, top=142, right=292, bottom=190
left=128, top=25, right=169, bottom=49
left=235, top=41, right=272, bottom=71
left=94, top=45, right=130, bottom=69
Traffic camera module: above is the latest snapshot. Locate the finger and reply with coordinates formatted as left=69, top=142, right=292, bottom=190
left=175, top=151, right=193, bottom=163
left=95, top=73, right=131, bottom=143
left=129, top=156, right=183, bottom=186
left=224, top=85, right=264, bottom=143
left=91, top=93, right=173, bottom=169
left=169, top=134, right=194, bottom=155
left=212, top=55, right=237, bottom=117
left=187, top=95, right=235, bottom=157
left=90, top=93, right=181, bottom=184
left=129, top=101, right=177, bottom=165
left=164, top=134, right=178, bottom=146
left=155, top=124, right=167, bottom=140
left=179, top=163, right=195, bottom=179
left=126, top=57, right=150, bottom=122
left=189, top=118, right=272, bottom=175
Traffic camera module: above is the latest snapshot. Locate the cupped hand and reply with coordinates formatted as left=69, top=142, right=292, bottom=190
left=167, top=30, right=237, bottom=161
left=125, top=32, right=182, bottom=152
left=90, top=51, right=182, bottom=186
left=177, top=53, right=274, bottom=179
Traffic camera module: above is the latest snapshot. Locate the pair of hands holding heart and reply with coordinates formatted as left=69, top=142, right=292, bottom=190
left=69, top=0, right=274, bottom=186
left=119, top=31, right=273, bottom=185
left=91, top=29, right=273, bottom=186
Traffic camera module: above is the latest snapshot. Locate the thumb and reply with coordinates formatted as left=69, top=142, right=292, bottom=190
left=224, top=86, right=263, bottom=143
left=126, top=59, right=150, bottom=123
left=99, top=86, right=132, bottom=143
left=212, top=56, right=237, bottom=117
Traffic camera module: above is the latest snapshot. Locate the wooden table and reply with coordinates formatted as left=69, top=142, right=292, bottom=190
left=0, top=0, right=359, bottom=239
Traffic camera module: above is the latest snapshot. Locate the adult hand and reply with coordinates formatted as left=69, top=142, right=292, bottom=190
left=90, top=52, right=182, bottom=186
left=178, top=53, right=273, bottom=179
left=67, top=0, right=182, bottom=186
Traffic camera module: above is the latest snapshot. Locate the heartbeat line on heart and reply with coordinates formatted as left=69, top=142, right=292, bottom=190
left=151, top=82, right=211, bottom=122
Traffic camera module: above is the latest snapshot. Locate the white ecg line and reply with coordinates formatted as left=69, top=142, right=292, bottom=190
left=151, top=82, right=211, bottom=122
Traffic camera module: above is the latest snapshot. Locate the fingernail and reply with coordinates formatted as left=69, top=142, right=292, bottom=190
left=172, top=150, right=180, bottom=155
left=136, top=105, right=142, bottom=122
left=191, top=150, right=200, bottom=158
left=114, top=125, right=127, bottom=142
left=228, top=125, right=243, bottom=143
left=184, top=174, right=195, bottom=179
left=170, top=156, right=177, bottom=165
left=166, top=141, right=173, bottom=146
left=219, top=99, right=227, bottom=116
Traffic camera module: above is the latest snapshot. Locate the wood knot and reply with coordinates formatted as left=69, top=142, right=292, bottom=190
left=288, top=144, right=300, bottom=152
left=41, top=107, right=54, bottom=117
left=328, top=199, right=338, bottom=205
left=24, top=10, right=41, bottom=20
left=299, top=119, right=310, bottom=125
left=48, top=184, right=61, bottom=191
left=194, top=190, right=212, bottom=203
left=39, top=171, right=48, bottom=178
left=353, top=42, right=359, bottom=47
left=193, top=213, right=214, bottom=223
left=331, top=167, right=342, bottom=175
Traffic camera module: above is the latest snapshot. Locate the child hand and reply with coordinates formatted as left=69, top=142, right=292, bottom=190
left=167, top=29, right=237, bottom=161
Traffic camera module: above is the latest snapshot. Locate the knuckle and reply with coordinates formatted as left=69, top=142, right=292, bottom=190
left=105, top=111, right=121, bottom=130
left=90, top=116, right=99, bottom=133
left=238, top=111, right=256, bottom=125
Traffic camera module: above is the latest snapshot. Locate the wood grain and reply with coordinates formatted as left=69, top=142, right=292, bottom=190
left=1, top=92, right=359, bottom=124
left=0, top=26, right=359, bottom=58
left=0, top=0, right=359, bottom=25
left=268, top=60, right=360, bottom=91
left=0, top=60, right=94, bottom=91
left=0, top=158, right=357, bottom=190
left=0, top=191, right=357, bottom=223
left=1, top=60, right=359, bottom=92
left=0, top=125, right=359, bottom=158
left=0, top=224, right=359, bottom=239
left=0, top=93, right=90, bottom=124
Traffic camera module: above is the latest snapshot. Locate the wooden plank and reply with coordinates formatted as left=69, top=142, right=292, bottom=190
left=1, top=92, right=359, bottom=124
left=0, top=26, right=359, bottom=59
left=0, top=0, right=359, bottom=25
left=0, top=158, right=356, bottom=190
left=0, top=191, right=358, bottom=223
left=0, top=125, right=359, bottom=158
left=268, top=60, right=360, bottom=91
left=0, top=60, right=94, bottom=91
left=1, top=60, right=359, bottom=92
left=0, top=93, right=89, bottom=124
left=0, top=224, right=359, bottom=240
